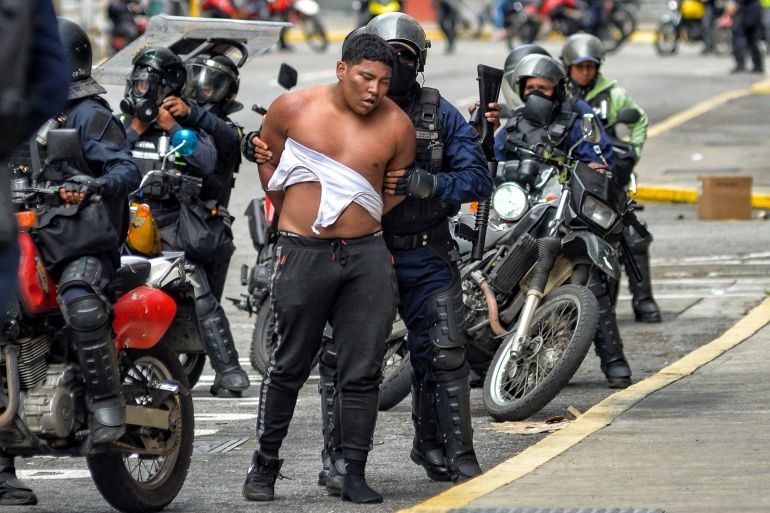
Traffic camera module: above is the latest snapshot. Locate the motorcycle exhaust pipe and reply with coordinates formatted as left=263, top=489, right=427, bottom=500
left=0, top=346, right=21, bottom=428
left=471, top=271, right=506, bottom=337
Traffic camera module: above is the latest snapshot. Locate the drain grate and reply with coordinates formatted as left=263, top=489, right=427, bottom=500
left=663, top=167, right=740, bottom=176
left=448, top=509, right=665, bottom=513
left=193, top=437, right=249, bottom=455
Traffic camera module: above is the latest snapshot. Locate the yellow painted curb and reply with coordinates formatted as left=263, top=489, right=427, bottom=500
left=632, top=185, right=770, bottom=209
left=399, top=296, right=770, bottom=513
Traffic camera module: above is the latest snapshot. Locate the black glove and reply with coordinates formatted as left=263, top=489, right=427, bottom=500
left=240, top=130, right=261, bottom=163
left=394, top=165, right=437, bottom=199
left=61, top=175, right=102, bottom=201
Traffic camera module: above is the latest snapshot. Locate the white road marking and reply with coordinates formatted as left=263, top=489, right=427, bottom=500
left=194, top=429, right=219, bottom=437
left=195, top=413, right=258, bottom=422
left=18, top=469, right=91, bottom=480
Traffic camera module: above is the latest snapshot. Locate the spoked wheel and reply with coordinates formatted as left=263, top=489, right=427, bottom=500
left=378, top=336, right=412, bottom=411
left=88, top=345, right=194, bottom=513
left=655, top=21, right=679, bottom=55
left=178, top=352, right=205, bottom=388
left=483, top=284, right=598, bottom=422
left=302, top=15, right=328, bottom=53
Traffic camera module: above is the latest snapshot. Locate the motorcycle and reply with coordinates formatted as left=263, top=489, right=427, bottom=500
left=505, top=0, right=636, bottom=52
left=654, top=0, right=731, bottom=55
left=5, top=130, right=193, bottom=512
left=353, top=0, right=402, bottom=27
left=107, top=0, right=148, bottom=54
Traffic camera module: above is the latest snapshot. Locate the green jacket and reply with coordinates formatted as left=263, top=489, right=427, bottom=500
left=582, top=74, right=649, bottom=157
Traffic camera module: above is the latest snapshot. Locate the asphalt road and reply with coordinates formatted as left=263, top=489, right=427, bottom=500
left=9, top=37, right=770, bottom=513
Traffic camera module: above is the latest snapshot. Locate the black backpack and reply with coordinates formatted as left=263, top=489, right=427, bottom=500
left=0, top=0, right=32, bottom=157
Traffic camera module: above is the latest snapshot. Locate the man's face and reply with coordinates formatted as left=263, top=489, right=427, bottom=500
left=336, top=59, right=392, bottom=115
left=569, top=61, right=598, bottom=88
left=523, top=77, right=555, bottom=98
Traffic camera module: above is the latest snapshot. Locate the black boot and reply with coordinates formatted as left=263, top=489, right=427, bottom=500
left=594, top=293, right=632, bottom=389
left=69, top=298, right=126, bottom=444
left=193, top=266, right=250, bottom=396
left=325, top=456, right=346, bottom=496
left=627, top=251, right=661, bottom=323
left=0, top=454, right=36, bottom=506
left=242, top=451, right=284, bottom=501
left=434, top=368, right=482, bottom=483
left=410, top=378, right=450, bottom=482
left=340, top=459, right=382, bottom=504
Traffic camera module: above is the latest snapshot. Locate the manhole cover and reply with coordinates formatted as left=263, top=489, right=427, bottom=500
left=193, top=437, right=249, bottom=455
left=448, top=509, right=665, bottom=513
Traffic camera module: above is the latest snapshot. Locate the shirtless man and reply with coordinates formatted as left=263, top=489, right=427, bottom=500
left=242, top=34, right=415, bottom=505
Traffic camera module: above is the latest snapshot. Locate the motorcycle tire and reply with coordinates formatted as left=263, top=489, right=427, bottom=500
left=302, top=15, right=328, bottom=53
left=483, top=284, right=598, bottom=422
left=88, top=344, right=194, bottom=513
left=178, top=352, right=206, bottom=387
left=602, top=11, right=633, bottom=53
left=655, top=21, right=679, bottom=55
left=378, top=337, right=412, bottom=411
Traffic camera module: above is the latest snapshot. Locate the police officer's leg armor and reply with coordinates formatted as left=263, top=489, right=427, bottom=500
left=623, top=224, right=661, bottom=323
left=317, top=336, right=338, bottom=486
left=189, top=265, right=250, bottom=396
left=589, top=271, right=632, bottom=389
left=410, top=373, right=450, bottom=481
left=58, top=257, right=126, bottom=444
left=426, top=273, right=482, bottom=483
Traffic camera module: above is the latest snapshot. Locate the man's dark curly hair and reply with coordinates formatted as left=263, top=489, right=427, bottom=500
left=341, top=33, right=396, bottom=69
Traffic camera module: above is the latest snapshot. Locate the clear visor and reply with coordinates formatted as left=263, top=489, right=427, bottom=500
left=183, top=63, right=233, bottom=104
left=128, top=68, right=160, bottom=97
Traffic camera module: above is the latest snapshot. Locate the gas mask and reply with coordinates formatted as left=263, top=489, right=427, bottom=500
left=120, top=67, right=168, bottom=123
left=521, top=90, right=556, bottom=126
left=387, top=49, right=418, bottom=98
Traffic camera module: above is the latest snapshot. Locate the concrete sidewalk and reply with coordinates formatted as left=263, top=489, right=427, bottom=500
left=401, top=297, right=770, bottom=513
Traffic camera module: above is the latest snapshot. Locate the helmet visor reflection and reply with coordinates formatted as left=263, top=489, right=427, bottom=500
left=183, top=63, right=233, bottom=104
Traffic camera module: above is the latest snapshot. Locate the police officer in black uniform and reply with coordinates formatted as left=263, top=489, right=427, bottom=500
left=495, top=54, right=632, bottom=389
left=0, top=17, right=142, bottom=506
left=121, top=47, right=250, bottom=396
left=245, top=12, right=492, bottom=486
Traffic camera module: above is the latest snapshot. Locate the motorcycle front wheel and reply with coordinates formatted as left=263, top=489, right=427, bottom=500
left=655, top=21, right=679, bottom=54
left=483, top=284, right=598, bottom=422
left=88, top=345, right=194, bottom=513
left=178, top=352, right=206, bottom=387
left=301, top=15, right=329, bottom=53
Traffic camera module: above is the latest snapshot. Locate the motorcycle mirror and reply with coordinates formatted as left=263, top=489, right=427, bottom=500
left=44, top=129, right=82, bottom=164
left=615, top=107, right=642, bottom=125
left=171, top=129, right=200, bottom=157
left=580, top=114, right=602, bottom=145
left=278, top=63, right=298, bottom=90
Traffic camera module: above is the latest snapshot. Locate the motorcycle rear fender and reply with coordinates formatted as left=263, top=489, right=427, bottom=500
left=113, top=285, right=177, bottom=351
left=561, top=231, right=620, bottom=281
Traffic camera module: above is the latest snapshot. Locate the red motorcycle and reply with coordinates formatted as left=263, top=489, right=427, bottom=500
left=4, top=131, right=193, bottom=513
left=108, top=0, right=148, bottom=54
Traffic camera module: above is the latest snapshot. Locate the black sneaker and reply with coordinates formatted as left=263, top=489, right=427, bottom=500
left=0, top=470, right=37, bottom=506
left=242, top=452, right=284, bottom=501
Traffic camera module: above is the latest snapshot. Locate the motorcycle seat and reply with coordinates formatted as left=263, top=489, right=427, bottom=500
left=111, top=256, right=152, bottom=298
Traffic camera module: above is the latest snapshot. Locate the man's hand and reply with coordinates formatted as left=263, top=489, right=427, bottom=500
left=241, top=130, right=272, bottom=164
left=469, top=101, right=502, bottom=132
left=384, top=166, right=436, bottom=199
left=59, top=175, right=102, bottom=207
left=162, top=96, right=191, bottom=119
left=156, top=106, right=177, bottom=132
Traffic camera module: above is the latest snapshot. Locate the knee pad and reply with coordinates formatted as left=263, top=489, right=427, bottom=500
left=63, top=295, right=111, bottom=332
left=623, top=223, right=652, bottom=254
left=430, top=347, right=466, bottom=372
left=425, top=271, right=467, bottom=351
left=58, top=256, right=106, bottom=295
left=191, top=267, right=219, bottom=319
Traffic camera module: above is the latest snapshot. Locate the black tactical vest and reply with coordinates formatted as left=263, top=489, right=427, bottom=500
left=383, top=86, right=458, bottom=236
left=504, top=97, right=580, bottom=160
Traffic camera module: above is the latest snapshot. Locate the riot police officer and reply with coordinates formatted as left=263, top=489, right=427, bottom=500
left=496, top=54, right=633, bottom=389
left=561, top=33, right=661, bottom=325
left=122, top=46, right=250, bottom=397
left=0, top=17, right=142, bottom=505
left=244, top=12, right=492, bottom=486
left=162, top=50, right=244, bottom=302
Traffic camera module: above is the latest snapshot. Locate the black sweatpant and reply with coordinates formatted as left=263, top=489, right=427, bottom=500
left=256, top=231, right=398, bottom=463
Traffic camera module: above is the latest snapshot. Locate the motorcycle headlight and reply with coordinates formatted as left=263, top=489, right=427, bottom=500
left=492, top=183, right=529, bottom=221
left=581, top=195, right=617, bottom=230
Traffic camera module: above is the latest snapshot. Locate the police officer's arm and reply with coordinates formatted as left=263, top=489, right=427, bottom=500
left=610, top=86, right=649, bottom=157
left=69, top=104, right=142, bottom=201
left=435, top=100, right=494, bottom=203
left=156, top=106, right=218, bottom=176
left=165, top=97, right=241, bottom=164
left=493, top=128, right=507, bottom=162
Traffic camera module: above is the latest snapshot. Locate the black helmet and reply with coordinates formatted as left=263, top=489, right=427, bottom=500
left=57, top=17, right=106, bottom=100
left=132, top=46, right=186, bottom=95
left=183, top=53, right=239, bottom=106
left=561, top=34, right=606, bottom=67
left=365, top=12, right=430, bottom=72
left=504, top=44, right=551, bottom=76
left=512, top=54, right=566, bottom=100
